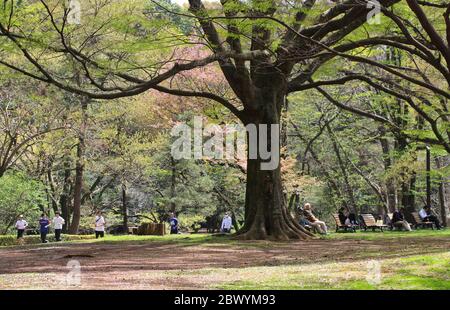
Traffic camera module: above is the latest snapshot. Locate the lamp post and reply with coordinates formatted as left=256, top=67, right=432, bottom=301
left=426, top=145, right=431, bottom=208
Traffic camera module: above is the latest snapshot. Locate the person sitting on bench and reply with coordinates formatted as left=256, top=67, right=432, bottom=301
left=392, top=208, right=412, bottom=231
left=303, top=203, right=328, bottom=234
left=299, top=214, right=311, bottom=228
left=338, top=207, right=358, bottom=227
left=419, top=206, right=442, bottom=230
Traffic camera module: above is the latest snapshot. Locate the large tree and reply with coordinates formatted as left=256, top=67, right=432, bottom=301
left=0, top=0, right=405, bottom=239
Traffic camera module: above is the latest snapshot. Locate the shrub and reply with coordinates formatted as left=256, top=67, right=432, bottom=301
left=178, top=214, right=206, bottom=233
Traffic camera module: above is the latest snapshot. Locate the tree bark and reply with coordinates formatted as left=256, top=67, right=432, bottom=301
left=402, top=172, right=417, bottom=222
left=68, top=99, right=88, bottom=234
left=436, top=157, right=448, bottom=227
left=122, top=182, right=128, bottom=232
left=46, top=168, right=59, bottom=214
left=378, top=126, right=397, bottom=212
left=236, top=88, right=313, bottom=240
left=60, top=159, right=71, bottom=233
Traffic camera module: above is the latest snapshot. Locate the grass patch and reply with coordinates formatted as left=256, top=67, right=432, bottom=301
left=209, top=251, right=450, bottom=290
left=323, top=229, right=450, bottom=241
left=86, top=233, right=235, bottom=245
left=0, top=234, right=94, bottom=247
left=74, top=233, right=280, bottom=249
left=2, top=229, right=447, bottom=249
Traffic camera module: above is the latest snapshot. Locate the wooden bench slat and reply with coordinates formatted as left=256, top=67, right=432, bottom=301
left=360, top=214, right=387, bottom=230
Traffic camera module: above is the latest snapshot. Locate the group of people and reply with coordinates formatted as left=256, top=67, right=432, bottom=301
left=391, top=205, right=442, bottom=231
left=16, top=205, right=442, bottom=240
left=168, top=212, right=234, bottom=234
left=15, top=211, right=106, bottom=243
left=299, top=202, right=444, bottom=234
left=15, top=212, right=65, bottom=243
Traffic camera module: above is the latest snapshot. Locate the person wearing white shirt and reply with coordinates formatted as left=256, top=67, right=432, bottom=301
left=419, top=206, right=442, bottom=229
left=15, top=215, right=28, bottom=239
left=418, top=208, right=428, bottom=220
left=53, top=211, right=65, bottom=241
left=221, top=212, right=233, bottom=233
left=94, top=211, right=106, bottom=238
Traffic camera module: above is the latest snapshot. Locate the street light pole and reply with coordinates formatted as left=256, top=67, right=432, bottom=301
left=426, top=145, right=431, bottom=208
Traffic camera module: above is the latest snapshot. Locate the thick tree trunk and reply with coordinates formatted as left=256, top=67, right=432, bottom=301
left=236, top=89, right=313, bottom=240
left=237, top=155, right=313, bottom=240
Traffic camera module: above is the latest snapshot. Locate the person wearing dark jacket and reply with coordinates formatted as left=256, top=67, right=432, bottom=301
left=169, top=212, right=179, bottom=234
left=392, top=208, right=412, bottom=231
left=38, top=214, right=51, bottom=243
left=338, top=207, right=358, bottom=226
left=338, top=207, right=348, bottom=225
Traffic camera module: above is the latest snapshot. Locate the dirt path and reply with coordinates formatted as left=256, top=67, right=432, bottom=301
left=1, top=237, right=449, bottom=289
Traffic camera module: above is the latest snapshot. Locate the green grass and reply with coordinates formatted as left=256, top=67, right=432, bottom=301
left=208, top=251, right=450, bottom=290
left=323, top=228, right=450, bottom=241
left=0, top=234, right=94, bottom=247
left=84, top=233, right=236, bottom=246
left=89, top=229, right=449, bottom=245
left=2, top=229, right=448, bottom=249
left=71, top=233, right=281, bottom=249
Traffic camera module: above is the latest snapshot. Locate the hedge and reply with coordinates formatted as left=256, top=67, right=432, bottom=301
left=0, top=234, right=95, bottom=247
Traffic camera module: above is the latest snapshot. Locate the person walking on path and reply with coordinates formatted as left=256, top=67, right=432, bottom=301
left=38, top=214, right=51, bottom=243
left=169, top=212, right=179, bottom=234
left=15, top=215, right=28, bottom=239
left=220, top=212, right=233, bottom=233
left=94, top=211, right=106, bottom=239
left=53, top=211, right=65, bottom=241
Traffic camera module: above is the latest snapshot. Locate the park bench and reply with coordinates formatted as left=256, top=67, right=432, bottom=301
left=411, top=212, right=434, bottom=229
left=360, top=214, right=388, bottom=232
left=332, top=214, right=356, bottom=232
left=299, top=219, right=316, bottom=233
